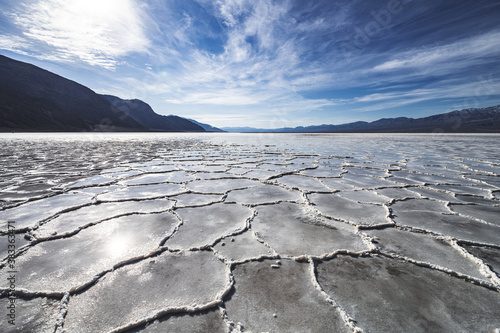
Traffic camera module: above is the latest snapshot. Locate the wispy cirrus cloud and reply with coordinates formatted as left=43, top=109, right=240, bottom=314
left=350, top=77, right=500, bottom=113
left=137, top=0, right=341, bottom=114
left=372, top=31, right=500, bottom=73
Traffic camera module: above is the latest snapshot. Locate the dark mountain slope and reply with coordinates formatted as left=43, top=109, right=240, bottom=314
left=0, top=55, right=144, bottom=131
left=0, top=85, right=89, bottom=131
left=101, top=95, right=204, bottom=132
left=0, top=55, right=209, bottom=132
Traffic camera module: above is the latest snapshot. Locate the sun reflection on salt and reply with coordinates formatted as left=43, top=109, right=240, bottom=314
left=107, top=235, right=130, bottom=257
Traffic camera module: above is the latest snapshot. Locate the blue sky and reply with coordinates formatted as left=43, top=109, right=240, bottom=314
left=1, top=0, right=500, bottom=128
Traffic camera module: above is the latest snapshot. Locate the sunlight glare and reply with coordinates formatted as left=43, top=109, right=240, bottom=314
left=107, top=235, right=130, bottom=257
left=69, top=0, right=124, bottom=21
left=16, top=0, right=149, bottom=68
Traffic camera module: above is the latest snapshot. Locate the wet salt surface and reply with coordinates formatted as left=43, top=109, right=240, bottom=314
left=0, top=132, right=499, bottom=332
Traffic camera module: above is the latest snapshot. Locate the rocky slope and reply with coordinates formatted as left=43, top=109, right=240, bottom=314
left=0, top=55, right=205, bottom=132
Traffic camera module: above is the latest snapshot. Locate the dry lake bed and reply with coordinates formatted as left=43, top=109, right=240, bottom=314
left=0, top=133, right=499, bottom=333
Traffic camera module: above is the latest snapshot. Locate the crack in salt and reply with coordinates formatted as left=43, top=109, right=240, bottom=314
left=54, top=292, right=69, bottom=333
left=308, top=256, right=363, bottom=333
left=377, top=252, right=500, bottom=291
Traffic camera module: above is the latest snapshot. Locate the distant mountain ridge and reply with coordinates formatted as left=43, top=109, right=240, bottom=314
left=0, top=55, right=205, bottom=132
left=183, top=118, right=224, bottom=132
left=222, top=105, right=500, bottom=133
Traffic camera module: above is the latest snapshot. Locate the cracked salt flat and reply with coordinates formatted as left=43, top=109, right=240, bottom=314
left=390, top=171, right=447, bottom=185
left=365, top=227, right=487, bottom=280
left=1, top=133, right=499, bottom=332
left=226, top=167, right=249, bottom=176
left=344, top=167, right=389, bottom=178
left=130, top=164, right=178, bottom=173
left=63, top=250, right=227, bottom=333
left=74, top=184, right=122, bottom=196
left=33, top=198, right=174, bottom=238
left=317, top=177, right=358, bottom=191
left=449, top=204, right=500, bottom=226
left=463, top=245, right=500, bottom=276
left=409, top=187, right=460, bottom=202
left=0, top=297, right=60, bottom=333
left=0, top=233, right=30, bottom=258
left=375, top=187, right=420, bottom=199
left=204, top=165, right=232, bottom=172
left=225, top=259, right=350, bottom=333
left=298, top=166, right=343, bottom=177
left=387, top=176, right=425, bottom=186
left=428, top=184, right=492, bottom=197
left=275, top=174, right=331, bottom=192
left=309, top=193, right=391, bottom=226
left=403, top=172, right=478, bottom=186
left=341, top=173, right=402, bottom=188
left=258, top=163, right=292, bottom=172
left=466, top=174, right=500, bottom=187
left=390, top=198, right=451, bottom=214
left=194, top=172, right=237, bottom=180
left=455, top=194, right=500, bottom=205
left=317, top=255, right=500, bottom=332
left=185, top=178, right=260, bottom=194
left=337, top=189, right=391, bottom=204
left=252, top=202, right=366, bottom=257
left=2, top=212, right=178, bottom=292
left=225, top=184, right=304, bottom=205
left=0, top=192, right=94, bottom=231
left=239, top=169, right=281, bottom=180
left=0, top=185, right=55, bottom=203
left=129, top=308, right=227, bottom=333
left=120, top=171, right=196, bottom=185
left=166, top=203, right=253, bottom=249
left=97, top=183, right=184, bottom=201
left=212, top=230, right=273, bottom=262
left=170, top=193, right=223, bottom=207
left=68, top=175, right=117, bottom=188
left=105, top=170, right=145, bottom=179
left=393, top=210, right=500, bottom=245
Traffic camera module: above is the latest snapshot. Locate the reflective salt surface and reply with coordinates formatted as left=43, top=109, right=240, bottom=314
left=0, top=132, right=499, bottom=332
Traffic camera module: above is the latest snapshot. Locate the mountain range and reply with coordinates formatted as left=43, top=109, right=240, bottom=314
left=1, top=54, right=499, bottom=133
left=0, top=55, right=220, bottom=132
left=222, top=105, right=500, bottom=133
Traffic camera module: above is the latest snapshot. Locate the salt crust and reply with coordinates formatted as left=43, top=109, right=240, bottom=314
left=0, top=134, right=499, bottom=332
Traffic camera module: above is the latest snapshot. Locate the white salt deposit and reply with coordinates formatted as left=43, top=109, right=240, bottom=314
left=0, top=133, right=499, bottom=332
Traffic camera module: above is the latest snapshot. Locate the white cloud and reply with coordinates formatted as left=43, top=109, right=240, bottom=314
left=5, top=0, right=150, bottom=69
left=135, top=0, right=336, bottom=110
left=353, top=97, right=430, bottom=113
left=0, top=34, right=32, bottom=56
left=215, top=0, right=248, bottom=27
left=349, top=77, right=500, bottom=113
left=165, top=89, right=264, bottom=106
left=372, top=31, right=500, bottom=72
left=354, top=89, right=430, bottom=103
